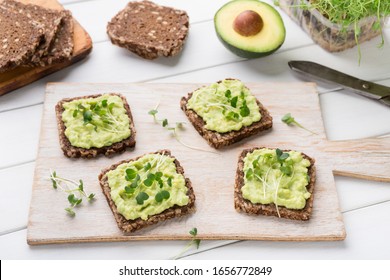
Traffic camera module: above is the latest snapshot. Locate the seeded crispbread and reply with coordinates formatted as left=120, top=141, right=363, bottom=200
left=98, top=150, right=196, bottom=233
left=0, top=5, right=44, bottom=72
left=55, top=93, right=136, bottom=158
left=234, top=147, right=316, bottom=221
left=2, top=0, right=64, bottom=63
left=107, top=0, right=189, bottom=59
left=180, top=80, right=273, bottom=149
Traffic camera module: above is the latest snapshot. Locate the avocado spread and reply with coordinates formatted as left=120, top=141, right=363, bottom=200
left=106, top=153, right=189, bottom=221
left=242, top=148, right=311, bottom=209
left=187, top=79, right=261, bottom=133
left=62, top=94, right=131, bottom=149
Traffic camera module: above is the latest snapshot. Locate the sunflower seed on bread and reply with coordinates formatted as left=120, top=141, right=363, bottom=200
left=107, top=0, right=189, bottom=60
left=98, top=150, right=196, bottom=233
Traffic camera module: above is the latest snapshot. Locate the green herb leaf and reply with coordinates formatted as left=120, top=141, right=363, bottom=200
left=144, top=162, right=152, bottom=171
left=281, top=113, right=294, bottom=124
left=161, top=190, right=170, bottom=199
left=72, top=110, right=79, bottom=118
left=189, top=227, right=198, bottom=236
left=167, top=177, right=172, bottom=187
left=130, top=174, right=140, bottom=189
left=65, top=207, right=76, bottom=216
left=88, top=193, right=95, bottom=201
left=280, top=165, right=292, bottom=176
left=230, top=96, right=238, bottom=108
left=148, top=109, right=158, bottom=116
left=239, top=101, right=250, bottom=117
left=83, top=110, right=93, bottom=123
left=108, top=103, right=115, bottom=112
left=78, top=180, right=84, bottom=192
left=162, top=119, right=168, bottom=127
left=125, top=168, right=137, bottom=181
left=225, top=111, right=239, bottom=121
left=155, top=192, right=163, bottom=202
left=136, top=192, right=149, bottom=205
left=225, top=89, right=231, bottom=98
left=155, top=172, right=163, bottom=178
left=246, top=168, right=254, bottom=179
left=101, top=99, right=108, bottom=107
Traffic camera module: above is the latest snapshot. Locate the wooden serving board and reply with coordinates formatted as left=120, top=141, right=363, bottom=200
left=0, top=0, right=92, bottom=96
left=27, top=82, right=390, bottom=245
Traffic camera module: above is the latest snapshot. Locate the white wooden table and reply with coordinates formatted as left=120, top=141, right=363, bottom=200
left=1, top=0, right=389, bottom=259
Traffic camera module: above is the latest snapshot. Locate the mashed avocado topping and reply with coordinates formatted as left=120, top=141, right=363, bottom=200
left=106, top=153, right=189, bottom=221
left=242, top=148, right=311, bottom=211
left=62, top=94, right=131, bottom=149
left=186, top=79, right=261, bottom=133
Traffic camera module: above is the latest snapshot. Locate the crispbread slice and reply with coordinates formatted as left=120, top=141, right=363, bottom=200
left=180, top=81, right=273, bottom=149
left=107, top=0, right=189, bottom=59
left=55, top=93, right=136, bottom=158
left=35, top=11, right=74, bottom=66
left=2, top=0, right=64, bottom=62
left=0, top=5, right=44, bottom=72
left=234, top=147, right=316, bottom=220
left=98, top=150, right=196, bottom=233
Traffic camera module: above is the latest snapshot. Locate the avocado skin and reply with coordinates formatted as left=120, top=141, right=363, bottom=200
left=214, top=0, right=286, bottom=59
left=215, top=30, right=284, bottom=59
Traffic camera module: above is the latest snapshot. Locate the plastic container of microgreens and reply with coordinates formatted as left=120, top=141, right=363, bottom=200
left=278, top=0, right=388, bottom=52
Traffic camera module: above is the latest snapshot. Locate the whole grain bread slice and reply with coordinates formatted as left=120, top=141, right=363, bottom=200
left=180, top=81, right=273, bottom=149
left=55, top=93, right=136, bottom=158
left=98, top=150, right=196, bottom=233
left=35, top=11, right=74, bottom=66
left=234, top=147, right=316, bottom=221
left=2, top=0, right=65, bottom=61
left=107, top=0, right=189, bottom=59
left=0, top=5, right=44, bottom=72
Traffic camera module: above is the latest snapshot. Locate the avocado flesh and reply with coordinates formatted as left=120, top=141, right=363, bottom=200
left=215, top=0, right=286, bottom=58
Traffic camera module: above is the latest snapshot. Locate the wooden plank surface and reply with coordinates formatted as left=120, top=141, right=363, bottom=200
left=26, top=82, right=355, bottom=245
left=0, top=0, right=92, bottom=96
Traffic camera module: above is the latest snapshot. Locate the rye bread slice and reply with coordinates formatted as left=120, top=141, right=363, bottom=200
left=180, top=81, right=273, bottom=149
left=2, top=0, right=65, bottom=62
left=98, top=150, right=196, bottom=233
left=35, top=11, right=74, bottom=66
left=234, top=147, right=316, bottom=221
left=107, top=0, right=189, bottom=59
left=55, top=93, right=136, bottom=158
left=0, top=5, right=44, bottom=72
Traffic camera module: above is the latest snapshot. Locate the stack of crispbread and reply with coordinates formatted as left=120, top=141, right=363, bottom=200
left=0, top=0, right=74, bottom=73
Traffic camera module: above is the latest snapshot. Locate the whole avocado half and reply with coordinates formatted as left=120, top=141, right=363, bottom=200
left=214, top=0, right=286, bottom=58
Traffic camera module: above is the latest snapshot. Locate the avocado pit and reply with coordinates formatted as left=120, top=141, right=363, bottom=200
left=233, top=10, right=263, bottom=37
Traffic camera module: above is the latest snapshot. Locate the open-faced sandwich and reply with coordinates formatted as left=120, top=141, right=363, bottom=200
left=235, top=147, right=315, bottom=220
left=55, top=93, right=136, bottom=158
left=180, top=78, right=272, bottom=149
left=98, top=150, right=195, bottom=233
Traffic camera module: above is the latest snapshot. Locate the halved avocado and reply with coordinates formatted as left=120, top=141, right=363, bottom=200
left=214, top=0, right=286, bottom=58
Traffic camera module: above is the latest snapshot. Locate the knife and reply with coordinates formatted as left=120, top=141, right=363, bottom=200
left=288, top=60, right=390, bottom=107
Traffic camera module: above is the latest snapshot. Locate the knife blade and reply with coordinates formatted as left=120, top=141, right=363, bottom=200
left=288, top=60, right=390, bottom=106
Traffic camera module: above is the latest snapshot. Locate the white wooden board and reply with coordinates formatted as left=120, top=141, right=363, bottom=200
left=27, top=82, right=389, bottom=245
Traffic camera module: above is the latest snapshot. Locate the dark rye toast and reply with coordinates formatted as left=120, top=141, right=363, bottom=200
left=98, top=150, right=196, bottom=233
left=234, top=147, right=316, bottom=220
left=0, top=5, right=44, bottom=72
left=107, top=0, right=189, bottom=59
left=180, top=80, right=273, bottom=149
left=55, top=93, right=136, bottom=158
left=2, top=0, right=65, bottom=63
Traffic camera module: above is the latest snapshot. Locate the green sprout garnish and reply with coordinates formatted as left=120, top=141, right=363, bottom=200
left=121, top=153, right=175, bottom=205
left=172, top=227, right=201, bottom=259
left=72, top=99, right=121, bottom=133
left=245, top=148, right=296, bottom=218
left=49, top=170, right=96, bottom=216
left=148, top=104, right=217, bottom=154
left=281, top=113, right=317, bottom=135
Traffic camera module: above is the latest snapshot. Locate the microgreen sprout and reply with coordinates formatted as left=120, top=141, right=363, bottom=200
left=281, top=113, right=317, bottom=135
left=72, top=99, right=121, bottom=133
left=121, top=153, right=174, bottom=205
left=172, top=227, right=201, bottom=259
left=49, top=170, right=96, bottom=216
left=148, top=104, right=217, bottom=154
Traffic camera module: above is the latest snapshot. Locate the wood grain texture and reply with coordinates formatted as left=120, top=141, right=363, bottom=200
left=0, top=0, right=92, bottom=96
left=26, top=82, right=389, bottom=245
